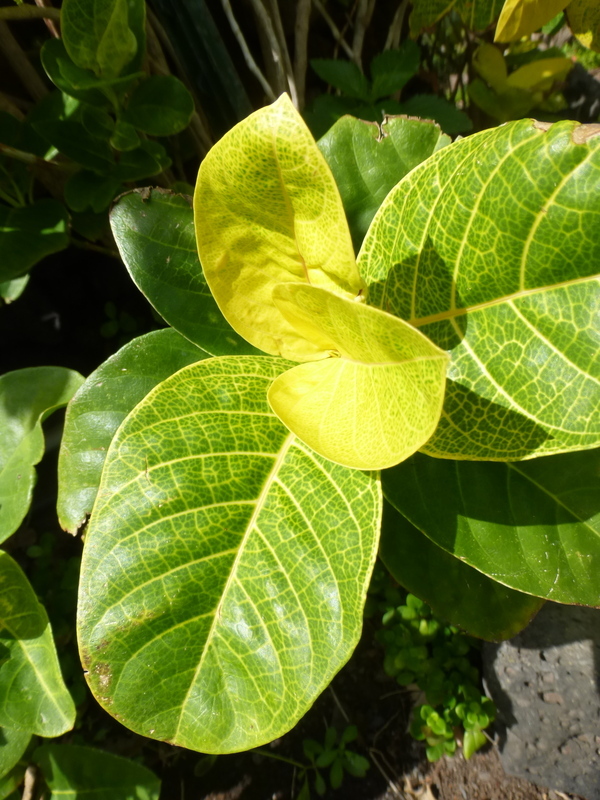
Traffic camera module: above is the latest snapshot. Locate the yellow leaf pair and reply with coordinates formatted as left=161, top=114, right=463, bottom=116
left=194, top=95, right=447, bottom=470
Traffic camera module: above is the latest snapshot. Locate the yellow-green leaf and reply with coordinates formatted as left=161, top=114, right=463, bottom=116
left=473, top=44, right=508, bottom=92
left=267, top=284, right=448, bottom=470
left=506, top=57, right=573, bottom=91
left=495, top=0, right=571, bottom=41
left=566, top=0, right=600, bottom=52
left=194, top=94, right=363, bottom=362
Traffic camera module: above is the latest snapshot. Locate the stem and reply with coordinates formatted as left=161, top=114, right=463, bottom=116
left=0, top=4, right=61, bottom=21
left=384, top=0, right=409, bottom=50
left=311, top=0, right=355, bottom=62
left=352, top=0, right=377, bottom=69
left=264, top=0, right=299, bottom=107
left=252, top=748, right=306, bottom=771
left=0, top=142, right=74, bottom=171
left=220, top=0, right=277, bottom=101
left=0, top=20, right=49, bottom=102
left=294, top=0, right=311, bottom=109
left=70, top=238, right=121, bottom=260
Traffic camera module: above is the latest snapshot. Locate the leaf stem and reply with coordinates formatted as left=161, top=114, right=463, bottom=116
left=0, top=5, right=61, bottom=21
left=252, top=748, right=306, bottom=771
left=70, top=238, right=121, bottom=260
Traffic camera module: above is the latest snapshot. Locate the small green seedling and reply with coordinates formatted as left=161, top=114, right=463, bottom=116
left=299, top=725, right=370, bottom=798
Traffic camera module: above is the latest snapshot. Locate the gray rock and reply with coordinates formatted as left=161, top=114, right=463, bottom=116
left=483, top=602, right=600, bottom=800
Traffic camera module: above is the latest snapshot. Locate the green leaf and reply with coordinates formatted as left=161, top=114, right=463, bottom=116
left=111, top=139, right=171, bottom=181
left=65, top=171, right=123, bottom=213
left=77, top=356, right=381, bottom=752
left=495, top=0, right=571, bottom=41
left=40, top=39, right=137, bottom=107
left=0, top=765, right=25, bottom=800
left=382, top=449, right=600, bottom=607
left=409, top=0, right=455, bottom=36
left=0, top=367, right=84, bottom=542
left=30, top=92, right=115, bottom=173
left=397, top=95, right=473, bottom=135
left=380, top=498, right=544, bottom=640
left=0, top=728, right=30, bottom=781
left=109, top=118, right=139, bottom=151
left=455, top=0, right=505, bottom=30
left=0, top=552, right=75, bottom=735
left=58, top=329, right=208, bottom=533
left=310, top=60, right=371, bottom=102
left=0, top=201, right=69, bottom=283
left=34, top=744, right=160, bottom=800
left=318, top=116, right=450, bottom=251
left=463, top=728, right=487, bottom=759
left=0, top=276, right=29, bottom=305
left=566, top=0, right=600, bottom=52
left=194, top=94, right=363, bottom=361
left=267, top=284, right=448, bottom=470
left=358, top=119, right=600, bottom=460
left=109, top=189, right=257, bottom=355
left=61, top=0, right=141, bottom=79
left=122, top=75, right=194, bottom=136
left=370, top=43, right=420, bottom=100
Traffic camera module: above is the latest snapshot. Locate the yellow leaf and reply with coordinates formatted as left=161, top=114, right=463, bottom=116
left=268, top=284, right=448, bottom=470
left=506, top=57, right=573, bottom=91
left=566, top=0, right=600, bottom=51
left=194, top=94, right=363, bottom=361
left=495, top=0, right=572, bottom=41
left=473, top=44, right=508, bottom=92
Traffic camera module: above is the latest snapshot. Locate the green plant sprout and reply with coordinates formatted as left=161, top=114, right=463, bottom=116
left=368, top=568, right=496, bottom=761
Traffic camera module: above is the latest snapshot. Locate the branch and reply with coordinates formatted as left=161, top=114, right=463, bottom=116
left=263, top=0, right=299, bottom=107
left=311, top=0, right=355, bottom=62
left=352, top=0, right=377, bottom=69
left=0, top=20, right=49, bottom=102
left=385, top=0, right=409, bottom=50
left=294, top=0, right=311, bottom=109
left=220, top=0, right=277, bottom=101
left=0, top=4, right=60, bottom=21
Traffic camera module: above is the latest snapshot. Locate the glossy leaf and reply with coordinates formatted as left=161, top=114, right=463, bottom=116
left=61, top=0, right=140, bottom=79
left=382, top=450, right=600, bottom=607
left=0, top=201, right=69, bottom=283
left=566, top=0, right=600, bottom=52
left=0, top=277, right=28, bottom=305
left=506, top=57, right=572, bottom=91
left=318, top=116, right=450, bottom=251
left=0, top=728, right=30, bottom=781
left=0, top=367, right=84, bottom=542
left=110, top=189, right=257, bottom=355
left=0, top=552, right=75, bottom=735
left=58, top=329, right=208, bottom=533
left=122, top=75, right=194, bottom=136
left=495, top=0, right=571, bottom=41
left=358, top=119, right=600, bottom=460
left=370, top=43, right=420, bottom=100
left=380, top=500, right=544, bottom=640
left=34, top=744, right=160, bottom=800
left=194, top=94, right=363, bottom=360
left=268, top=284, right=448, bottom=470
left=78, top=356, right=381, bottom=753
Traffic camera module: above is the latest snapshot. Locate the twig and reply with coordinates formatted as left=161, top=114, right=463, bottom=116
left=220, top=0, right=276, bottom=101
left=385, top=0, right=409, bottom=50
left=0, top=20, right=49, bottom=102
left=34, top=0, right=60, bottom=37
left=0, top=91, right=25, bottom=119
left=368, top=748, right=404, bottom=798
left=22, top=765, right=37, bottom=800
left=0, top=142, right=73, bottom=171
left=248, top=0, right=287, bottom=96
left=311, top=0, right=355, bottom=62
left=0, top=4, right=60, bottom=21
left=264, top=0, right=299, bottom=106
left=328, top=685, right=350, bottom=723
left=70, top=238, right=121, bottom=260
left=352, top=0, right=377, bottom=69
left=294, top=0, right=311, bottom=109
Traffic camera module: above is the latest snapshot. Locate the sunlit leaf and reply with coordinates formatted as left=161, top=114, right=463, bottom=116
left=0, top=367, right=84, bottom=542
left=58, top=329, right=207, bottom=533
left=0, top=201, right=69, bottom=283
left=0, top=728, right=30, bottom=781
left=194, top=94, right=363, bottom=361
left=78, top=356, right=381, bottom=753
left=268, top=284, right=448, bottom=470
left=358, top=119, right=600, bottom=460
left=0, top=552, right=75, bottom=735
left=495, top=0, right=571, bottom=41
left=566, top=0, right=600, bottom=52
left=383, top=449, right=600, bottom=607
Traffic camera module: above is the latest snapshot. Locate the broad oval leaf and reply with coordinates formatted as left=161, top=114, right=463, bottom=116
left=0, top=552, right=75, bottom=735
left=0, top=367, right=84, bottom=542
left=58, top=329, right=207, bottom=533
left=380, top=500, right=544, bottom=641
left=382, top=450, right=600, bottom=607
left=61, top=0, right=142, bottom=79
left=0, top=727, right=31, bottom=781
left=268, top=284, right=448, bottom=470
left=318, top=116, right=450, bottom=252
left=567, top=0, right=600, bottom=52
left=0, top=201, right=69, bottom=283
left=495, top=0, right=570, bottom=41
left=359, top=119, right=600, bottom=460
left=34, top=744, right=160, bottom=800
left=78, top=356, right=381, bottom=753
left=122, top=75, right=194, bottom=136
left=110, top=188, right=257, bottom=356
left=194, top=94, right=363, bottom=361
